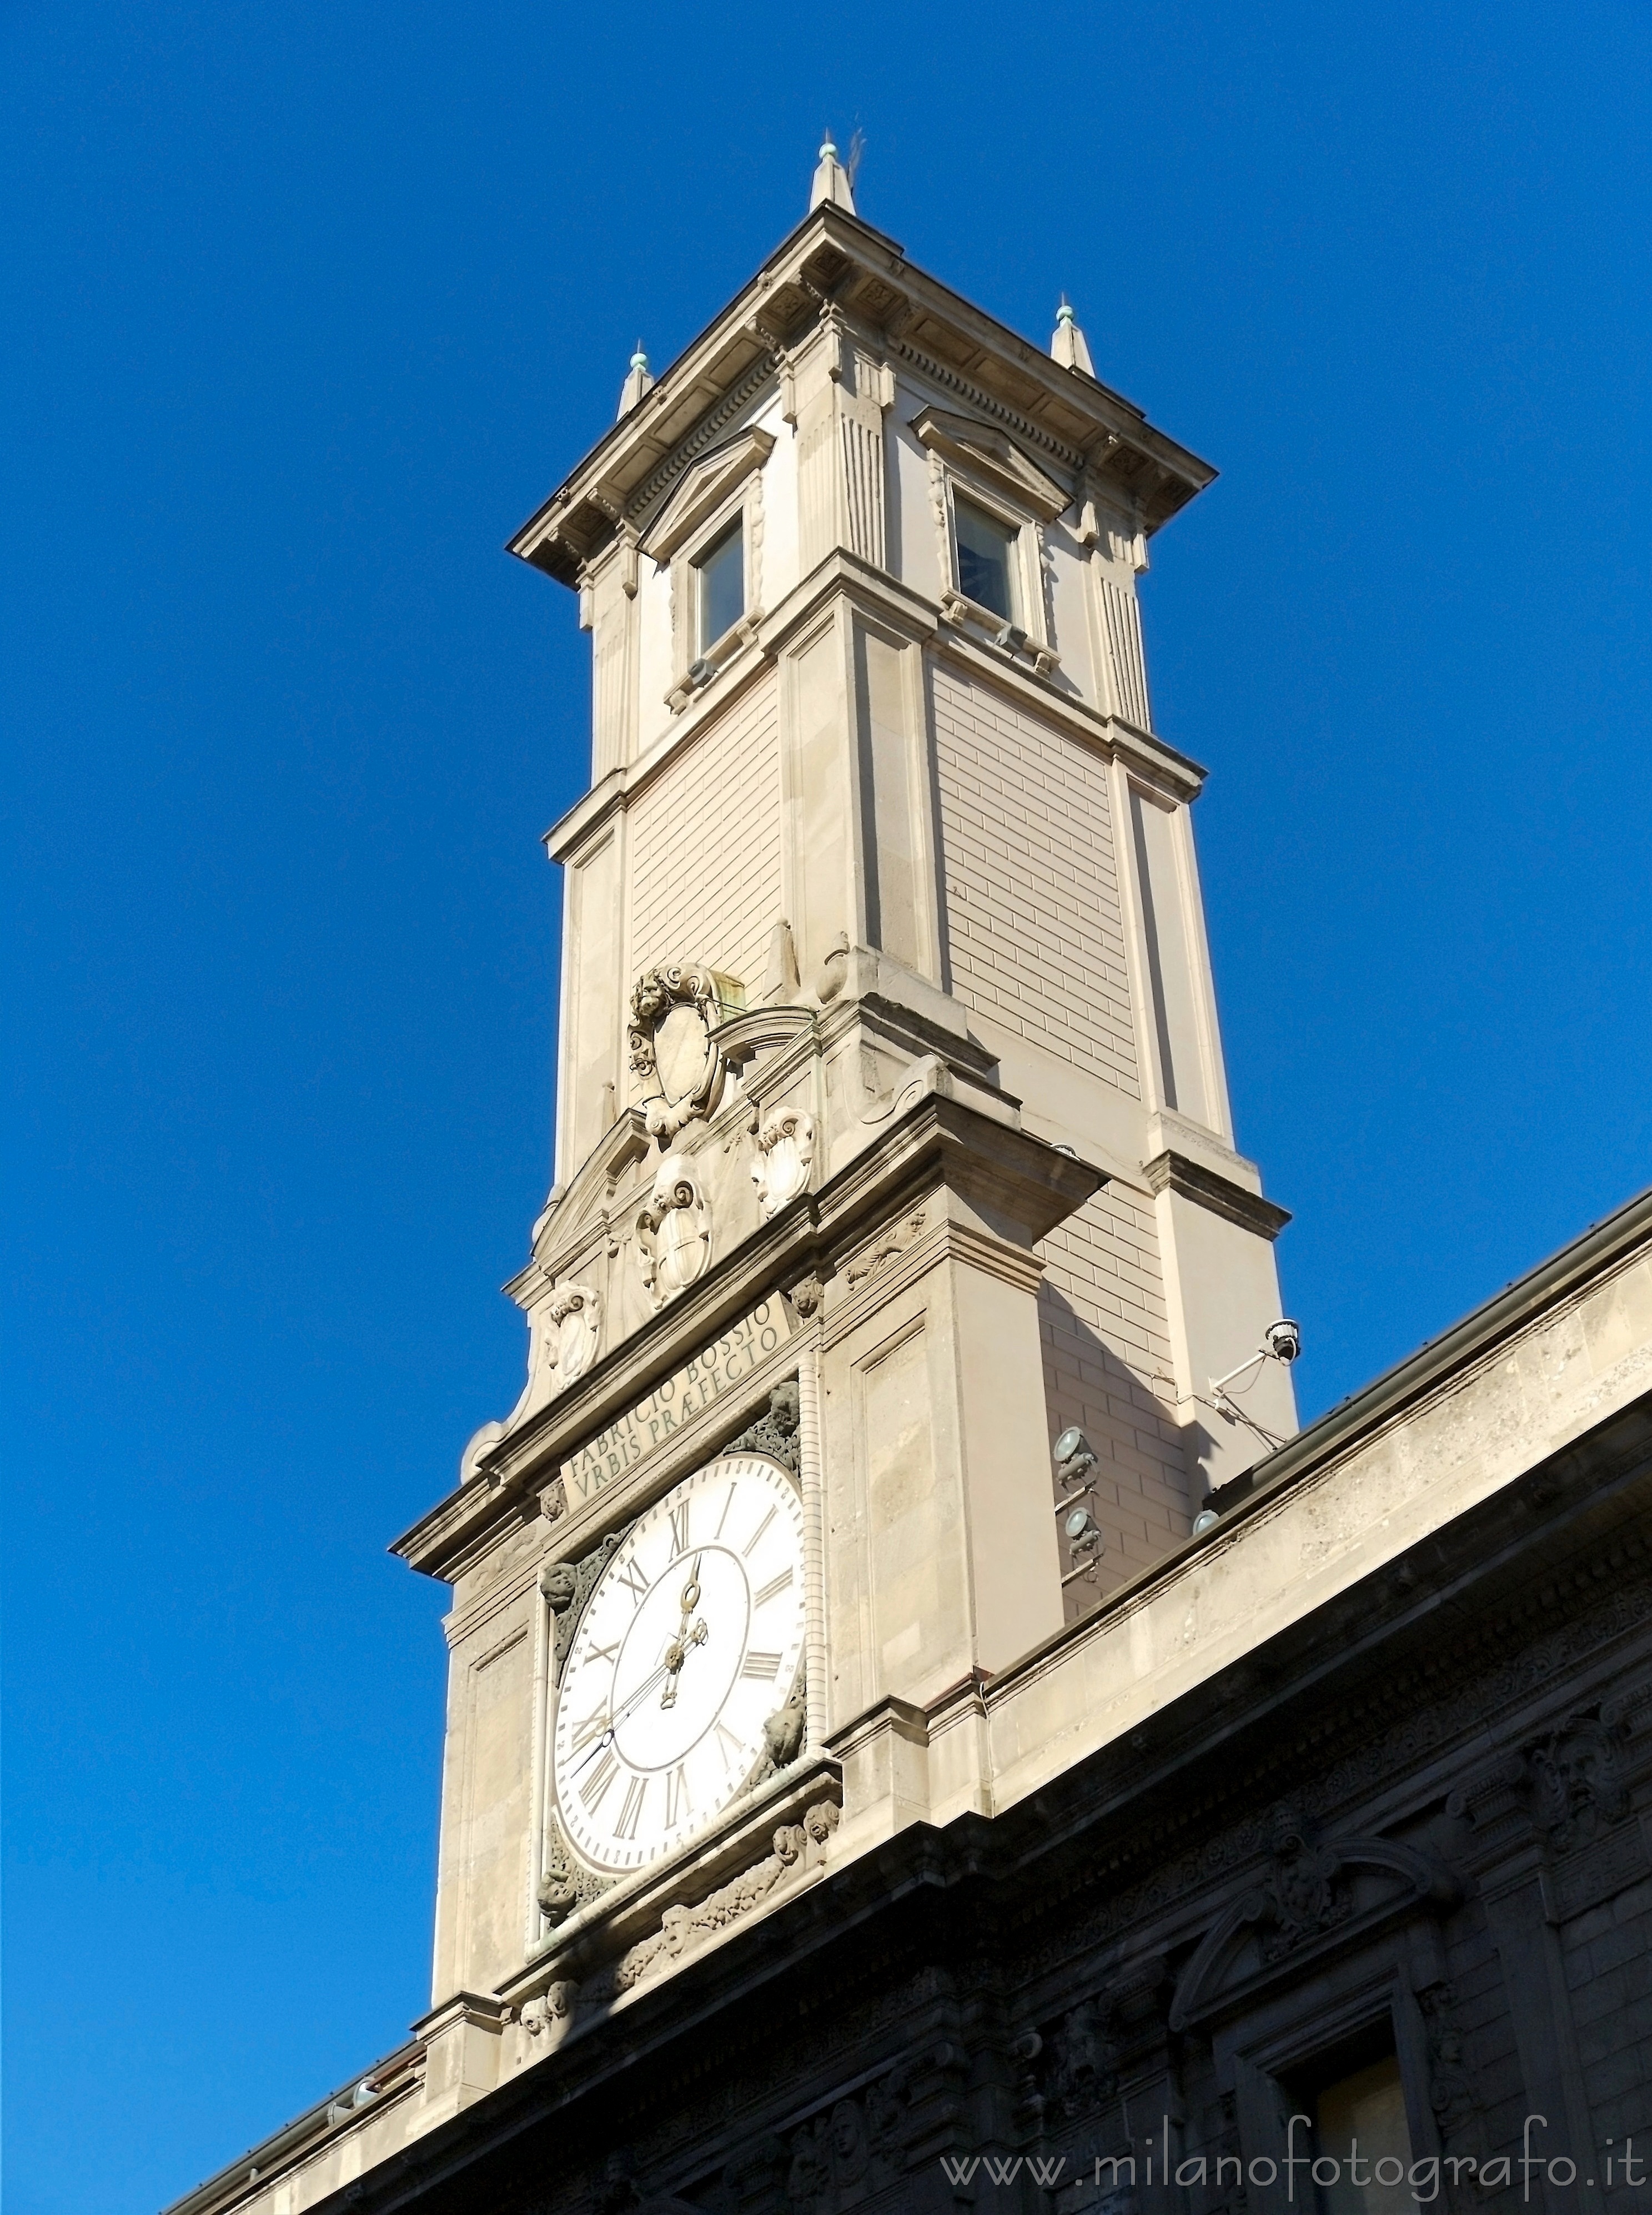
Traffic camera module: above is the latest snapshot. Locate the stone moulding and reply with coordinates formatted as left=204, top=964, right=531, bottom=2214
left=637, top=425, right=776, bottom=565
left=1142, top=1148, right=1291, bottom=1241
left=1167, top=1825, right=1460, bottom=2031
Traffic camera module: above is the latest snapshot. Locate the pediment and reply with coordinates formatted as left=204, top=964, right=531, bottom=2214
left=911, top=405, right=1071, bottom=521
left=526, top=1110, right=652, bottom=1273
left=1168, top=1832, right=1459, bottom=2032
left=640, top=426, right=775, bottom=562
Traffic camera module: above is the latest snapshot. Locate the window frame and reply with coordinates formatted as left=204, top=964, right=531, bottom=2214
left=691, top=510, right=747, bottom=657
left=950, top=489, right=1023, bottom=629
left=635, top=423, right=773, bottom=713
left=945, top=474, right=1039, bottom=643
left=1213, top=1962, right=1442, bottom=2215
left=909, top=404, right=1066, bottom=674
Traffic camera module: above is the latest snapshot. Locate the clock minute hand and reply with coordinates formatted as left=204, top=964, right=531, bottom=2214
left=577, top=1620, right=711, bottom=1767
left=569, top=1653, right=679, bottom=1776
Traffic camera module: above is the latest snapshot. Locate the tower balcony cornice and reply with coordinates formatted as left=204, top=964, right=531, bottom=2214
left=508, top=204, right=1217, bottom=591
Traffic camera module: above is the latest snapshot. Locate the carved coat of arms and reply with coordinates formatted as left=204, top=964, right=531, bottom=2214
left=547, top=1282, right=601, bottom=1390
left=628, top=965, right=726, bottom=1143
left=636, top=1154, right=711, bottom=1308
left=751, top=1108, right=814, bottom=1218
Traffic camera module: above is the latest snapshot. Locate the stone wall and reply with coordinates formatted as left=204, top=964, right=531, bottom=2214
left=931, top=662, right=1139, bottom=1094
left=627, top=668, right=782, bottom=1023
left=1038, top=1183, right=1192, bottom=1609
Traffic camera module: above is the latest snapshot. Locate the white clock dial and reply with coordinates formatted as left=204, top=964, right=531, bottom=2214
left=551, top=1451, right=807, bottom=1876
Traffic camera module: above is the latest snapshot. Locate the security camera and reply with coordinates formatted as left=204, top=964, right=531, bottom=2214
left=1264, top=1318, right=1302, bottom=1365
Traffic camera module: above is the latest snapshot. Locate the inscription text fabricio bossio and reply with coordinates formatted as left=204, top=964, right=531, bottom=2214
left=562, top=1298, right=796, bottom=1507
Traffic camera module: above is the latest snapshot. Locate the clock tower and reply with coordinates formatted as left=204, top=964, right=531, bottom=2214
left=388, top=137, right=1296, bottom=2119
left=164, top=145, right=1652, bottom=2215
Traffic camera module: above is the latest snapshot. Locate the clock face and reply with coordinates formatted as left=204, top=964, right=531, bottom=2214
left=551, top=1452, right=807, bottom=1876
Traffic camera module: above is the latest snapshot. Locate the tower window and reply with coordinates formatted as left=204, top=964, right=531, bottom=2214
left=695, top=516, right=745, bottom=650
left=954, top=495, right=1018, bottom=622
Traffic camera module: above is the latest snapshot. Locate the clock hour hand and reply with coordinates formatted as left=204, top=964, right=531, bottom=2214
left=658, top=1616, right=708, bottom=1709
left=660, top=1555, right=708, bottom=1710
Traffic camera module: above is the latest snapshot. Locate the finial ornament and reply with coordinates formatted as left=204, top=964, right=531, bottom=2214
left=617, top=339, right=655, bottom=420
left=1051, top=295, right=1096, bottom=378
left=809, top=128, right=856, bottom=215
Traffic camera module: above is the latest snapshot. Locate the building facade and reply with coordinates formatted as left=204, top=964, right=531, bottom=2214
left=165, top=151, right=1652, bottom=2215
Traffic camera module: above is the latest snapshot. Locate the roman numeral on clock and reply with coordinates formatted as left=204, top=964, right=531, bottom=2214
left=753, top=1565, right=794, bottom=1606
left=713, top=1721, right=744, bottom=1774
left=667, top=1500, right=690, bottom=1555
left=584, top=1639, right=620, bottom=1668
left=570, top=1704, right=610, bottom=1752
left=663, top=1764, right=691, bottom=1827
left=613, top=1558, right=651, bottom=1608
left=615, top=1773, right=647, bottom=1841
left=579, top=1750, right=619, bottom=1813
left=741, top=1650, right=782, bottom=1680
left=742, top=1506, right=776, bottom=1557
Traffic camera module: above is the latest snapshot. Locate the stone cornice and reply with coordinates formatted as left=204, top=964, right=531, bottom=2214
left=389, top=1093, right=1100, bottom=1581
left=1142, top=1148, right=1291, bottom=1239
left=1208, top=1181, right=1652, bottom=1516
left=508, top=204, right=1216, bottom=589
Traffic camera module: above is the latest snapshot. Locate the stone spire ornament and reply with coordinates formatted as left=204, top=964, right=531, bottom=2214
left=617, top=341, right=655, bottom=419
left=1051, top=297, right=1096, bottom=377
left=809, top=131, right=856, bottom=214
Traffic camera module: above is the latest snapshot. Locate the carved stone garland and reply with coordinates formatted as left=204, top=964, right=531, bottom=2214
left=725, top=1379, right=802, bottom=1474
left=599, top=1801, right=840, bottom=2001
left=536, top=1530, right=627, bottom=1925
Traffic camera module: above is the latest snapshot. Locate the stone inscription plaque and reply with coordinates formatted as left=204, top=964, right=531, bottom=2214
left=563, top=1297, right=795, bottom=1508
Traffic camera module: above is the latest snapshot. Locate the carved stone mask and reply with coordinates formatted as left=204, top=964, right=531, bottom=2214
left=540, top=1562, right=579, bottom=1611
left=831, top=2101, right=866, bottom=2172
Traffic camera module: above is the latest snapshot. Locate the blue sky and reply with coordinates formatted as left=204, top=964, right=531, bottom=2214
left=4, top=4, right=1648, bottom=2209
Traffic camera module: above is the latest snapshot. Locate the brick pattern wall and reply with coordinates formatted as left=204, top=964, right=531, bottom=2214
left=931, top=662, right=1140, bottom=1095
left=627, top=671, right=782, bottom=1057
left=1038, top=1183, right=1192, bottom=1619
left=1566, top=1872, right=1652, bottom=2177
left=1445, top=1905, right=1530, bottom=2187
